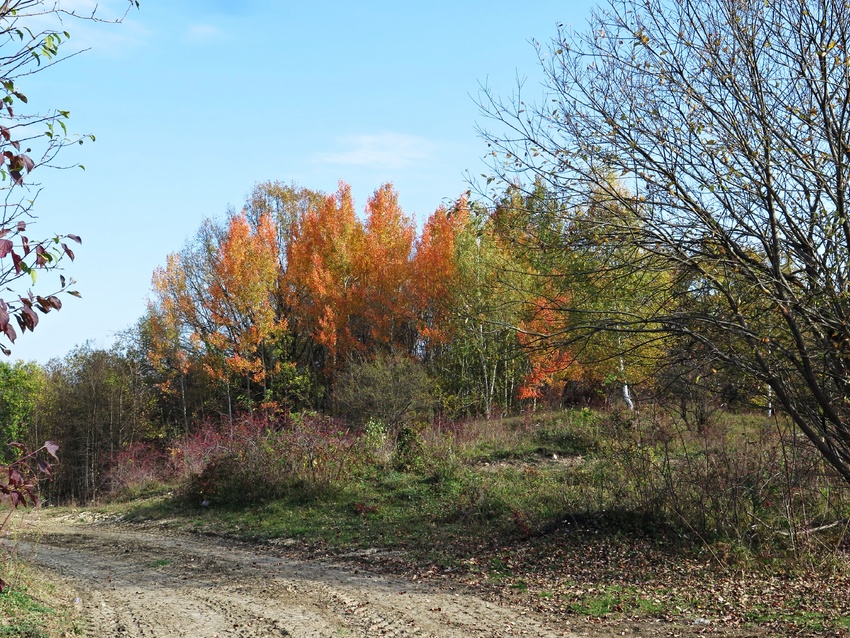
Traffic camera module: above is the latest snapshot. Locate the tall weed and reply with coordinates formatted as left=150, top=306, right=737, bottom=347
left=595, top=409, right=850, bottom=555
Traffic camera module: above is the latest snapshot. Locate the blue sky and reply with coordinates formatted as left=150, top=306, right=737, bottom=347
left=9, top=0, right=595, bottom=363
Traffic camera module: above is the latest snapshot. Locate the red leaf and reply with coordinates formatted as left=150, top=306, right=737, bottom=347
left=20, top=236, right=29, bottom=255
left=9, top=468, right=22, bottom=487
left=19, top=306, right=38, bottom=331
left=11, top=250, right=21, bottom=274
left=0, top=576, right=6, bottom=593
left=36, top=296, right=52, bottom=313
left=61, top=243, right=74, bottom=261
left=0, top=239, right=12, bottom=258
left=66, top=234, right=81, bottom=244
left=16, top=221, right=25, bottom=232
left=37, top=459, right=51, bottom=475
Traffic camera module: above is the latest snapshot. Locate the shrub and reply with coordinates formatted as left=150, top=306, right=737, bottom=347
left=104, top=442, right=170, bottom=499
left=180, top=413, right=360, bottom=506
left=593, top=409, right=850, bottom=554
left=333, top=354, right=437, bottom=429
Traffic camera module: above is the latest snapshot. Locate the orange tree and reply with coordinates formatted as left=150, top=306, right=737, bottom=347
left=284, top=182, right=364, bottom=381
left=150, top=211, right=300, bottom=419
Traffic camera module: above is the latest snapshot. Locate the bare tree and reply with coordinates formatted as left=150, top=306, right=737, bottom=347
left=478, top=0, right=850, bottom=483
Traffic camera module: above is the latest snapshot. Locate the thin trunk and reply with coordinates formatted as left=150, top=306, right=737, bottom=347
left=620, top=355, right=634, bottom=411
left=180, top=373, right=189, bottom=434
left=226, top=380, right=233, bottom=437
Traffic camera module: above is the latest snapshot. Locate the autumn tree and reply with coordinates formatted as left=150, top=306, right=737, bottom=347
left=149, top=207, right=306, bottom=420
left=285, top=182, right=363, bottom=381
left=480, top=0, right=850, bottom=482
left=285, top=182, right=423, bottom=383
left=204, top=211, right=289, bottom=404
left=488, top=181, right=670, bottom=409
left=422, top=201, right=531, bottom=416
left=244, top=180, right=325, bottom=280
left=412, top=201, right=469, bottom=356
left=355, top=184, right=417, bottom=354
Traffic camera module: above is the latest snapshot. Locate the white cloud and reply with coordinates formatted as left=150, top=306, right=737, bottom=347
left=315, top=133, right=438, bottom=170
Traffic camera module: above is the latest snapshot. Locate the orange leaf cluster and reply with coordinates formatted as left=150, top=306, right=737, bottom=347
left=517, top=296, right=578, bottom=400
left=285, top=183, right=466, bottom=375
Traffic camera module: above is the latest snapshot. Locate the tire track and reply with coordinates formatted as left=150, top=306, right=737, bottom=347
left=19, top=522, right=568, bottom=637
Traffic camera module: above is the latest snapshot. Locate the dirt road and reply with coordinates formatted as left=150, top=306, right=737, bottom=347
left=15, top=515, right=763, bottom=637
left=19, top=515, right=582, bottom=637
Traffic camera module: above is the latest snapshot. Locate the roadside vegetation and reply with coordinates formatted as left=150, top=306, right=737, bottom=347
left=0, top=559, right=81, bottom=637
left=64, top=406, right=849, bottom=636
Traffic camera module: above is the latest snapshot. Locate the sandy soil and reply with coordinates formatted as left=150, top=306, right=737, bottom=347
left=14, top=515, right=761, bottom=637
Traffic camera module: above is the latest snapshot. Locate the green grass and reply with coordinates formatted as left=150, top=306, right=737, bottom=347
left=564, top=585, right=683, bottom=619
left=0, top=581, right=79, bottom=637
left=119, top=454, right=584, bottom=568
left=0, top=588, right=51, bottom=638
left=569, top=589, right=623, bottom=617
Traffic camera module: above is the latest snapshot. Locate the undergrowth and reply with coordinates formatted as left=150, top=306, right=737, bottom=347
left=0, top=561, right=80, bottom=637
left=105, top=407, right=850, bottom=569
